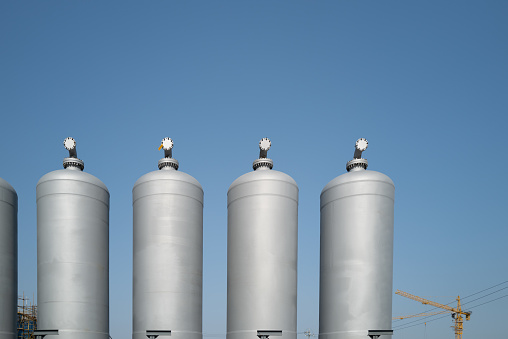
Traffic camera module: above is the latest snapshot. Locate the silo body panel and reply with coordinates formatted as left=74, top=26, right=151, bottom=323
left=227, top=169, right=298, bottom=339
left=0, top=178, right=17, bottom=339
left=37, top=169, right=109, bottom=339
left=319, top=170, right=394, bottom=339
left=132, top=169, right=203, bottom=339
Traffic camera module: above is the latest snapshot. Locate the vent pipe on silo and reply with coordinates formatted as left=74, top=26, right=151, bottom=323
left=252, top=138, right=273, bottom=170
left=158, top=137, right=179, bottom=170
left=62, top=137, right=84, bottom=171
left=346, top=138, right=369, bottom=172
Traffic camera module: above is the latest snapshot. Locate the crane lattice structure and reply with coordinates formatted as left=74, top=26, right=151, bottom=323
left=393, top=310, right=448, bottom=320
left=18, top=293, right=37, bottom=339
left=395, top=290, right=471, bottom=339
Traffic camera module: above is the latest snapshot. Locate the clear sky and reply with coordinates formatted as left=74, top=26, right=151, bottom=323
left=1, top=1, right=507, bottom=339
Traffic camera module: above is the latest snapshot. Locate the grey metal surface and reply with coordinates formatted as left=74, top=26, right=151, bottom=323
left=319, top=141, right=394, bottom=339
left=227, top=139, right=298, bottom=339
left=0, top=177, right=17, bottom=339
left=133, top=140, right=203, bottom=339
left=37, top=143, right=110, bottom=339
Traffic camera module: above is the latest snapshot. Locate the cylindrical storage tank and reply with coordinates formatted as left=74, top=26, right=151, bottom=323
left=37, top=138, right=109, bottom=339
left=0, top=177, right=17, bottom=339
left=133, top=138, right=203, bottom=339
left=319, top=138, right=395, bottom=339
left=227, top=138, right=298, bottom=339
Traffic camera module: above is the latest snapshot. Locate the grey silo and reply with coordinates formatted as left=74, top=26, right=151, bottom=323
left=227, top=138, right=298, bottom=339
left=319, top=138, right=395, bottom=339
left=132, top=138, right=204, bottom=339
left=37, top=138, right=110, bottom=339
left=0, top=177, right=17, bottom=339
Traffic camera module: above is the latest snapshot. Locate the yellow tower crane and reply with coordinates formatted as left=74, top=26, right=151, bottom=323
left=395, top=290, right=472, bottom=339
left=393, top=310, right=448, bottom=320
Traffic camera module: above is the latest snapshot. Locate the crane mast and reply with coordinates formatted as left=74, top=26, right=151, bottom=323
left=395, top=290, right=471, bottom=339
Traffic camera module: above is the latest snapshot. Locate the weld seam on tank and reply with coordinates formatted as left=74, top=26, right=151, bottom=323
left=36, top=182, right=109, bottom=198
left=0, top=193, right=17, bottom=200
left=36, top=178, right=108, bottom=189
left=36, top=194, right=109, bottom=205
left=36, top=193, right=110, bottom=206
left=321, top=191, right=395, bottom=200
left=0, top=200, right=16, bottom=207
left=132, top=178, right=202, bottom=185
left=228, top=183, right=299, bottom=193
left=227, top=193, right=299, bottom=206
left=132, top=192, right=204, bottom=205
left=36, top=179, right=109, bottom=191
left=320, top=193, right=394, bottom=209
left=321, top=179, right=395, bottom=192
left=228, top=178, right=297, bottom=187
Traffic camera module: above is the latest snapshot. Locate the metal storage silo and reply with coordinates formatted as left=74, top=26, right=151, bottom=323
left=37, top=138, right=109, bottom=339
left=227, top=138, right=298, bottom=339
left=0, top=177, right=17, bottom=339
left=133, top=138, right=203, bottom=339
left=319, top=138, right=394, bottom=339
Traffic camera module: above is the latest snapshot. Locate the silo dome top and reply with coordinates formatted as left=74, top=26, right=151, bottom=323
left=228, top=168, right=298, bottom=206
left=321, top=169, right=394, bottom=194
left=0, top=177, right=17, bottom=207
left=133, top=169, right=203, bottom=205
left=0, top=177, right=16, bottom=193
left=37, top=169, right=109, bottom=193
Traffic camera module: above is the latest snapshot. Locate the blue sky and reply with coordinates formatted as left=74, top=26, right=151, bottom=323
left=1, top=1, right=507, bottom=338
